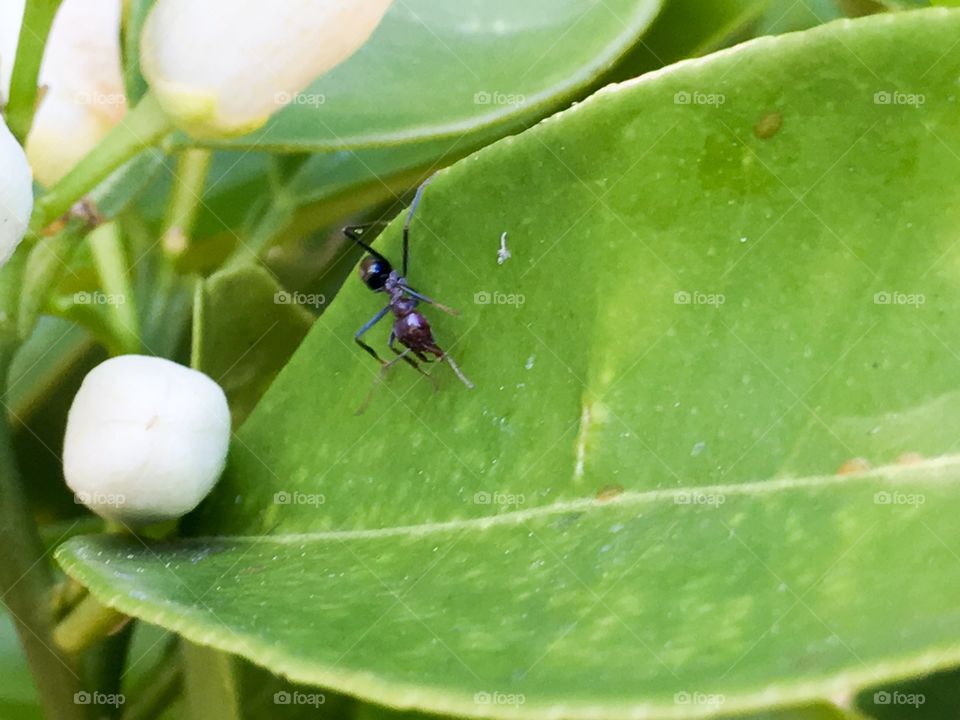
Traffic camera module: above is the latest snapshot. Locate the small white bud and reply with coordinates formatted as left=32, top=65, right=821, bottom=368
left=63, top=355, right=231, bottom=525
left=24, top=0, right=128, bottom=186
left=0, top=116, right=33, bottom=265
left=139, top=0, right=393, bottom=138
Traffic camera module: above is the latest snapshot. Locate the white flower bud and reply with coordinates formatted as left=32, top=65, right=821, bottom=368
left=0, top=116, right=33, bottom=265
left=24, top=0, right=127, bottom=186
left=140, top=0, right=393, bottom=138
left=63, top=355, right=231, bottom=525
left=0, top=0, right=26, bottom=103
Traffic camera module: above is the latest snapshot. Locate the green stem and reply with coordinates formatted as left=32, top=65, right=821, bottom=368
left=51, top=578, right=88, bottom=619
left=163, top=148, right=212, bottom=259
left=143, top=148, right=211, bottom=356
left=83, top=620, right=134, bottom=720
left=88, top=222, right=141, bottom=355
left=30, top=93, right=173, bottom=233
left=149, top=148, right=210, bottom=339
left=123, top=660, right=182, bottom=720
left=17, top=223, right=86, bottom=340
left=119, top=0, right=151, bottom=105
left=0, top=249, right=29, bottom=342
left=190, top=279, right=204, bottom=371
left=0, top=341, right=86, bottom=720
left=180, top=641, right=242, bottom=720
left=53, top=593, right=128, bottom=655
left=5, top=0, right=64, bottom=143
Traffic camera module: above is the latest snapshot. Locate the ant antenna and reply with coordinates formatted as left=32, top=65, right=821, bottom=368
left=343, top=223, right=391, bottom=264
left=403, top=172, right=438, bottom=276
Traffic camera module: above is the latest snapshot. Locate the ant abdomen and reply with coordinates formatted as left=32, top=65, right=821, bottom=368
left=394, top=311, right=440, bottom=358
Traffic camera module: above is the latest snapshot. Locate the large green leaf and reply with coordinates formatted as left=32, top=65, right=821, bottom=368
left=752, top=0, right=843, bottom=34
left=0, top=612, right=41, bottom=720
left=353, top=702, right=871, bottom=720
left=605, top=0, right=771, bottom=81
left=58, top=8, right=960, bottom=719
left=194, top=263, right=313, bottom=426
left=201, top=0, right=663, bottom=151
left=856, top=667, right=960, bottom=718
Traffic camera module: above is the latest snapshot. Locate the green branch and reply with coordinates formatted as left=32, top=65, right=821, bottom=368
left=88, top=222, right=141, bottom=355
left=4, top=0, right=64, bottom=143
left=144, top=148, right=212, bottom=355
left=30, top=93, right=174, bottom=233
left=53, top=593, right=128, bottom=655
left=0, top=340, right=86, bottom=720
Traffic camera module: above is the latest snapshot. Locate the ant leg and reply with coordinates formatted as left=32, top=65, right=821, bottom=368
left=354, top=306, right=391, bottom=364
left=402, top=172, right=438, bottom=276
left=354, top=347, right=418, bottom=415
left=442, top=353, right=475, bottom=389
left=389, top=333, right=438, bottom=391
left=382, top=347, right=416, bottom=372
left=400, top=284, right=459, bottom=316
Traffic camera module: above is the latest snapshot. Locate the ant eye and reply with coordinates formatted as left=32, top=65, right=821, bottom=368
left=359, top=256, right=391, bottom=291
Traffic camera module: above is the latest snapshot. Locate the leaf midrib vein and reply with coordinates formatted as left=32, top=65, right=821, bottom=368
left=187, top=453, right=960, bottom=545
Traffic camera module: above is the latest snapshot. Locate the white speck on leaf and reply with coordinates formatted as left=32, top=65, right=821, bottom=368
left=497, top=231, right=511, bottom=264
left=574, top=402, right=591, bottom=480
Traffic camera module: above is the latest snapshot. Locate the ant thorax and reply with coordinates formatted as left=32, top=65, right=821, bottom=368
left=390, top=295, right=419, bottom=319
left=384, top=272, right=418, bottom=317
left=383, top=270, right=403, bottom=293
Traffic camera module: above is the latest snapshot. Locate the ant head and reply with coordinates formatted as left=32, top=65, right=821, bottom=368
left=359, top=255, right=392, bottom=291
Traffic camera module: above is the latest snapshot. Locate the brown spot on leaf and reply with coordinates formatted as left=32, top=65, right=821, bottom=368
left=596, top=484, right=624, bottom=501
left=754, top=111, right=783, bottom=140
left=896, top=452, right=923, bottom=466
left=836, top=457, right=871, bottom=475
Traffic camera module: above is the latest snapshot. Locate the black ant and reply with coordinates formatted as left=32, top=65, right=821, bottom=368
left=344, top=176, right=473, bottom=410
